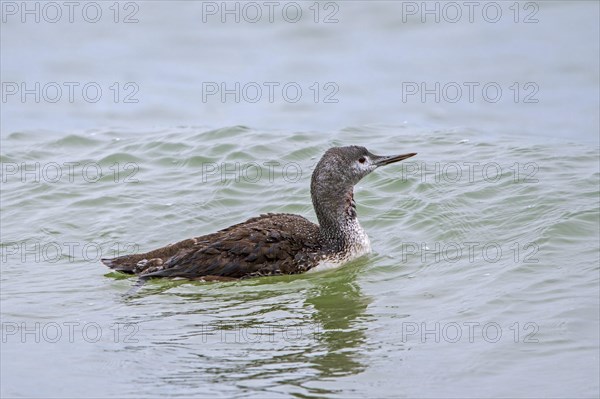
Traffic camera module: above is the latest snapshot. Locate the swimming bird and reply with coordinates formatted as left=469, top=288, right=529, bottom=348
left=101, top=146, right=416, bottom=281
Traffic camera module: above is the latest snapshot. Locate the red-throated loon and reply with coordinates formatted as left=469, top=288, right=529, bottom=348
left=101, top=146, right=416, bottom=281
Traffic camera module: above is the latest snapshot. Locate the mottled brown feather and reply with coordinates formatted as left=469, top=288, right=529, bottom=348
left=101, top=213, right=322, bottom=279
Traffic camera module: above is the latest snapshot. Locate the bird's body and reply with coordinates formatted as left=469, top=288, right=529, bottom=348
left=101, top=146, right=416, bottom=281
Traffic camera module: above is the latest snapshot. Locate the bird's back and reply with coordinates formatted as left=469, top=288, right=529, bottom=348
left=102, top=213, right=322, bottom=280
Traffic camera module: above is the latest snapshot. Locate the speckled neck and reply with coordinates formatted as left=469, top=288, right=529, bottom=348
left=311, top=182, right=370, bottom=254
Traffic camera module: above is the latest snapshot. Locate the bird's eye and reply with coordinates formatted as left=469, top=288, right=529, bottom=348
left=358, top=157, right=366, bottom=164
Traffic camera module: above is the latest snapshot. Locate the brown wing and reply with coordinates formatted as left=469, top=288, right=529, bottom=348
left=139, top=213, right=320, bottom=279
left=102, top=213, right=321, bottom=279
left=101, top=214, right=291, bottom=273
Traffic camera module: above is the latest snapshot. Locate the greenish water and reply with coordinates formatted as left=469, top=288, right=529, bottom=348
left=1, top=126, right=598, bottom=397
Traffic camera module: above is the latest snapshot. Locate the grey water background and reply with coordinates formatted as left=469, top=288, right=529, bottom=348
left=1, top=1, right=599, bottom=398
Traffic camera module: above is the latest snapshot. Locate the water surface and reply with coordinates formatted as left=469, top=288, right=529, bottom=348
left=1, top=126, right=599, bottom=398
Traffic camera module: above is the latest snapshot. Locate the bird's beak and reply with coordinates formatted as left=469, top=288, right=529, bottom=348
left=373, top=152, right=417, bottom=166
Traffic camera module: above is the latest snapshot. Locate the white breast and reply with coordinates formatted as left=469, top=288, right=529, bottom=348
left=307, top=219, right=371, bottom=273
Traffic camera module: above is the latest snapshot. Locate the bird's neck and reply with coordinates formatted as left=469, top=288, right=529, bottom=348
left=312, top=187, right=369, bottom=253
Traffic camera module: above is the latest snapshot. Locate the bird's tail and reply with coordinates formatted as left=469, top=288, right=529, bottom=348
left=101, top=254, right=148, bottom=274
